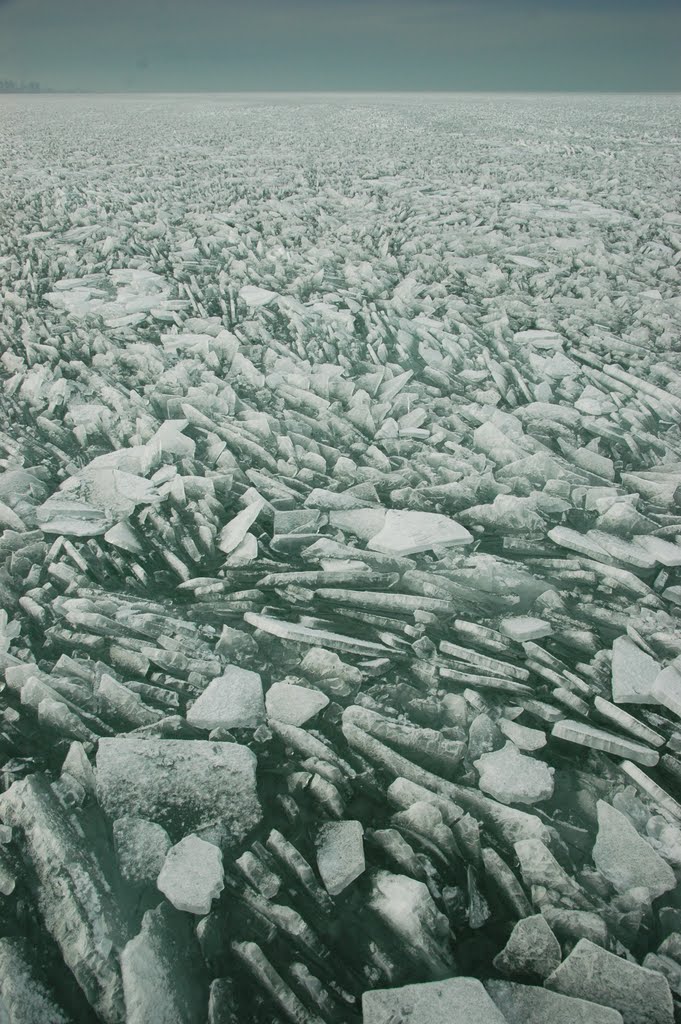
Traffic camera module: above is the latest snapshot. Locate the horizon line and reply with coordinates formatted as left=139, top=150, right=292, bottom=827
left=3, top=88, right=681, bottom=96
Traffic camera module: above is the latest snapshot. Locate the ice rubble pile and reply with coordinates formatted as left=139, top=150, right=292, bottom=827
left=0, top=94, right=680, bottom=1022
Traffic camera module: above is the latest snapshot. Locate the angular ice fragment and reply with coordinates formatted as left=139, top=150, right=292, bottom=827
left=187, top=666, right=265, bottom=731
left=499, top=616, right=552, bottom=641
left=651, top=664, right=681, bottom=719
left=498, top=718, right=547, bottom=751
left=545, top=938, right=673, bottom=1024
left=363, top=977, right=506, bottom=1024
left=121, top=903, right=207, bottom=1024
left=368, top=870, right=454, bottom=977
left=611, top=636, right=660, bottom=705
left=486, top=980, right=624, bottom=1024
left=157, top=834, right=224, bottom=915
left=592, top=800, right=675, bottom=899
left=217, top=499, right=264, bottom=556
left=513, top=329, right=564, bottom=351
left=265, top=681, right=329, bottom=727
left=367, top=509, right=473, bottom=555
left=474, top=742, right=554, bottom=805
left=315, top=820, right=365, bottom=896
left=239, top=285, right=278, bottom=307
left=492, top=914, right=561, bottom=979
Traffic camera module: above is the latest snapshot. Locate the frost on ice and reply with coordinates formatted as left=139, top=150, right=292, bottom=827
left=0, top=92, right=681, bottom=1022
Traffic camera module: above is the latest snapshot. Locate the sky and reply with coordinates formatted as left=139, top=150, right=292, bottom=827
left=0, top=0, right=679, bottom=93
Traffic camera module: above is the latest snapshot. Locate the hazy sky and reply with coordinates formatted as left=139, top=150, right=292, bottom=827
left=1, top=0, right=679, bottom=93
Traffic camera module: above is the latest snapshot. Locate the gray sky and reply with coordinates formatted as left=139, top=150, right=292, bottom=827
left=1, top=0, right=679, bottom=92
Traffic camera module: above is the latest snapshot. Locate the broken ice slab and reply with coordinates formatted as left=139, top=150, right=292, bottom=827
left=545, top=938, right=674, bottom=1024
left=439, top=640, right=529, bottom=682
left=121, top=903, right=208, bottom=1024
left=362, top=977, right=507, bottom=1024
left=619, top=761, right=681, bottom=824
left=592, top=799, right=675, bottom=898
left=651, top=664, right=681, bottom=719
left=315, top=587, right=456, bottom=617
left=186, top=666, right=265, bottom=731
left=367, top=509, right=473, bottom=556
left=217, top=499, right=264, bottom=555
left=499, top=616, right=552, bottom=641
left=637, top=534, right=681, bottom=567
left=265, top=681, right=329, bottom=727
left=368, top=871, right=455, bottom=978
left=492, top=914, right=561, bottom=979
left=611, top=636, right=661, bottom=705
left=551, top=719, right=660, bottom=767
left=231, top=941, right=325, bottom=1024
left=315, top=820, right=365, bottom=896
left=515, top=837, right=595, bottom=912
left=593, top=696, right=665, bottom=748
left=498, top=718, right=547, bottom=751
left=474, top=742, right=554, bottom=805
left=486, top=980, right=624, bottom=1024
left=548, top=525, right=615, bottom=564
left=0, top=937, right=75, bottom=1024
left=513, top=328, right=565, bottom=350
left=0, top=774, right=128, bottom=1024
left=96, top=739, right=261, bottom=843
left=244, top=612, right=392, bottom=657
left=35, top=496, right=113, bottom=537
left=157, top=834, right=224, bottom=915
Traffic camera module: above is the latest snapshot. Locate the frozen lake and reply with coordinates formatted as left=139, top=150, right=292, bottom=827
left=1, top=93, right=681, bottom=1023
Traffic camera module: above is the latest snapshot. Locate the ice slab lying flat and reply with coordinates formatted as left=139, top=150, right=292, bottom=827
left=186, top=666, right=265, bottom=731
left=265, top=681, right=329, bottom=726
left=545, top=938, right=673, bottom=1024
left=486, top=980, right=624, bottom=1024
left=96, top=739, right=261, bottom=843
left=362, top=977, right=508, bottom=1024
left=157, top=834, right=224, bottom=915
left=592, top=799, right=675, bottom=898
left=315, top=820, right=365, bottom=896
left=367, top=509, right=473, bottom=555
left=121, top=903, right=207, bottom=1024
left=474, top=742, right=554, bottom=805
left=611, top=636, right=661, bottom=705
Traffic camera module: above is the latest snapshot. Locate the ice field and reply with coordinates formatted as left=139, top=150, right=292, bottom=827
left=1, top=92, right=681, bottom=1022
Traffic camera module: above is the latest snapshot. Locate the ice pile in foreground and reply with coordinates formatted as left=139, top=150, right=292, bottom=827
left=0, top=93, right=681, bottom=1022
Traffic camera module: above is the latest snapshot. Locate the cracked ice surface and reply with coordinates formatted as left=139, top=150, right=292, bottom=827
left=0, top=92, right=681, bottom=1023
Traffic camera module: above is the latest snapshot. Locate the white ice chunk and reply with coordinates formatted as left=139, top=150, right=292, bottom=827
left=367, top=509, right=472, bottom=556
left=316, top=820, right=365, bottom=896
left=187, top=666, right=265, bottom=731
left=157, top=834, right=224, bottom=915
left=265, top=681, right=329, bottom=727
left=500, top=616, right=552, bottom=641
left=611, top=636, right=660, bottom=705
